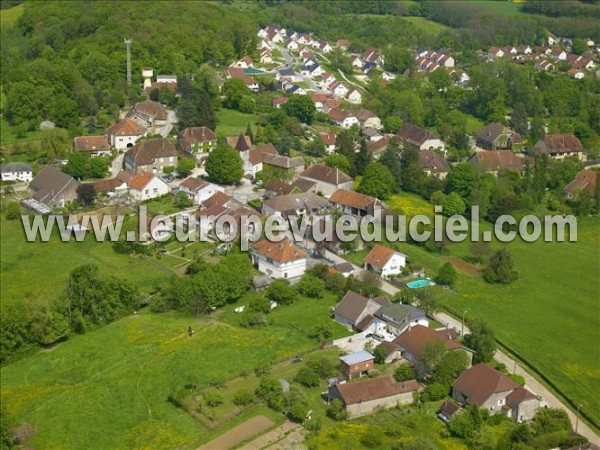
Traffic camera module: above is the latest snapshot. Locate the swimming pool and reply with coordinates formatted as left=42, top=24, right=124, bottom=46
left=407, top=279, right=435, bottom=289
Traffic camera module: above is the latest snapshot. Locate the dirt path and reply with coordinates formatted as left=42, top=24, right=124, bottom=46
left=197, top=415, right=274, bottom=450
left=446, top=256, right=481, bottom=276
left=237, top=421, right=304, bottom=450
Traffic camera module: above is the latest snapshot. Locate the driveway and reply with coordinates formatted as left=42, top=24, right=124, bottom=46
left=224, top=181, right=264, bottom=204
left=111, top=153, right=124, bottom=176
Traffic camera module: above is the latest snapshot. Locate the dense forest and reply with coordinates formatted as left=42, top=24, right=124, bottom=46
left=0, top=1, right=257, bottom=131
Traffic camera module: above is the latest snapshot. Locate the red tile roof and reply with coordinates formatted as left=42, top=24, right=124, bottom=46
left=334, top=377, right=418, bottom=405
left=252, top=238, right=307, bottom=263
left=565, top=169, right=598, bottom=196
left=178, top=127, right=216, bottom=151
left=329, top=189, right=380, bottom=210
left=392, top=325, right=465, bottom=359
left=179, top=177, right=209, bottom=191
left=107, top=118, right=147, bottom=136
left=127, top=172, right=155, bottom=191
left=452, top=363, right=520, bottom=406
left=364, top=244, right=397, bottom=269
left=73, top=135, right=110, bottom=152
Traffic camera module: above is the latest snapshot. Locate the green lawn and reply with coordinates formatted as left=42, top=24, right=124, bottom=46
left=0, top=287, right=353, bottom=449
left=401, top=16, right=451, bottom=36
left=0, top=118, right=52, bottom=147
left=0, top=217, right=169, bottom=309
left=468, top=0, right=526, bottom=17
left=0, top=3, right=24, bottom=28
left=347, top=196, right=600, bottom=429
left=216, top=109, right=260, bottom=138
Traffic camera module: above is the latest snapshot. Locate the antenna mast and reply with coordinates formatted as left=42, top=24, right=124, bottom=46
left=124, top=38, right=132, bottom=86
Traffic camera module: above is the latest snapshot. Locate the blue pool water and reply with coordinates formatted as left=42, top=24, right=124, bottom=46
left=407, top=279, right=434, bottom=289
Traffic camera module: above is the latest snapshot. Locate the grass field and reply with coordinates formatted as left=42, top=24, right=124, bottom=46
left=401, top=16, right=451, bottom=36
left=216, top=109, right=260, bottom=138
left=0, top=3, right=24, bottom=28
left=345, top=198, right=600, bottom=428
left=0, top=118, right=52, bottom=147
left=467, top=0, right=526, bottom=17
left=0, top=288, right=352, bottom=449
left=0, top=217, right=169, bottom=309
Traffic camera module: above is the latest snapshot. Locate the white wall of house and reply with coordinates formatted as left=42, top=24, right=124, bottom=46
left=110, top=133, right=143, bottom=150
left=347, top=90, right=362, bottom=104
left=420, top=139, right=446, bottom=153
left=253, top=254, right=307, bottom=279
left=380, top=253, right=407, bottom=277
left=2, top=170, right=32, bottom=182
left=130, top=177, right=170, bottom=201
left=179, top=184, right=224, bottom=205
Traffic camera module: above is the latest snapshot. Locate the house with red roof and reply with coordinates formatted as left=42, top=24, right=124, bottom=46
left=565, top=169, right=598, bottom=199
left=127, top=172, right=170, bottom=201
left=73, top=135, right=111, bottom=157
left=364, top=244, right=407, bottom=278
left=176, top=177, right=224, bottom=205
left=393, top=325, right=473, bottom=369
left=533, top=134, right=585, bottom=161
left=328, top=376, right=419, bottom=418
left=107, top=118, right=147, bottom=150
left=452, top=363, right=540, bottom=421
left=251, top=238, right=307, bottom=279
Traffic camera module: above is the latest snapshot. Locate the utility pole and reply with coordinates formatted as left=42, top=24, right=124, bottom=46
left=124, top=38, right=132, bottom=86
left=576, top=403, right=583, bottom=433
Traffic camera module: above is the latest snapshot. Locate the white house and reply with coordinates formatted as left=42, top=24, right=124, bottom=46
left=177, top=177, right=224, bottom=205
left=329, top=81, right=350, bottom=98
left=364, top=244, right=407, bottom=278
left=286, top=39, right=299, bottom=51
left=346, top=88, right=362, bottom=104
left=328, top=108, right=359, bottom=129
left=397, top=124, right=446, bottom=154
left=260, top=51, right=273, bottom=64
left=382, top=71, right=396, bottom=81
left=251, top=239, right=307, bottom=279
left=107, top=118, right=147, bottom=151
left=1, top=162, right=33, bottom=182
left=127, top=172, right=171, bottom=201
left=350, top=55, right=363, bottom=68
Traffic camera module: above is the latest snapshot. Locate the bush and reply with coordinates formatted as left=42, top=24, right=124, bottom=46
left=327, top=398, right=348, bottom=420
left=203, top=391, right=223, bottom=407
left=394, top=364, right=416, bottom=382
left=266, top=279, right=298, bottom=305
left=507, top=373, right=525, bottom=386
left=4, top=202, right=21, bottom=220
left=296, top=274, right=326, bottom=298
left=419, top=383, right=448, bottom=402
left=295, top=366, right=320, bottom=387
left=233, top=389, right=254, bottom=406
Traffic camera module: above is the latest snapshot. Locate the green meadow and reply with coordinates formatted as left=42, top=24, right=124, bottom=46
left=0, top=285, right=350, bottom=449
left=215, top=109, right=260, bottom=138
left=0, top=217, right=169, bottom=309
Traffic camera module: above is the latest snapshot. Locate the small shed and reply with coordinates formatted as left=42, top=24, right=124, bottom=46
left=253, top=275, right=273, bottom=291
left=279, top=378, right=290, bottom=393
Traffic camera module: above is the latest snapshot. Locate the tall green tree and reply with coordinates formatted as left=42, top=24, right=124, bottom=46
left=283, top=95, right=316, bottom=124
left=205, top=144, right=244, bottom=184
left=379, top=137, right=402, bottom=191
left=357, top=162, right=394, bottom=200
left=463, top=319, right=496, bottom=364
